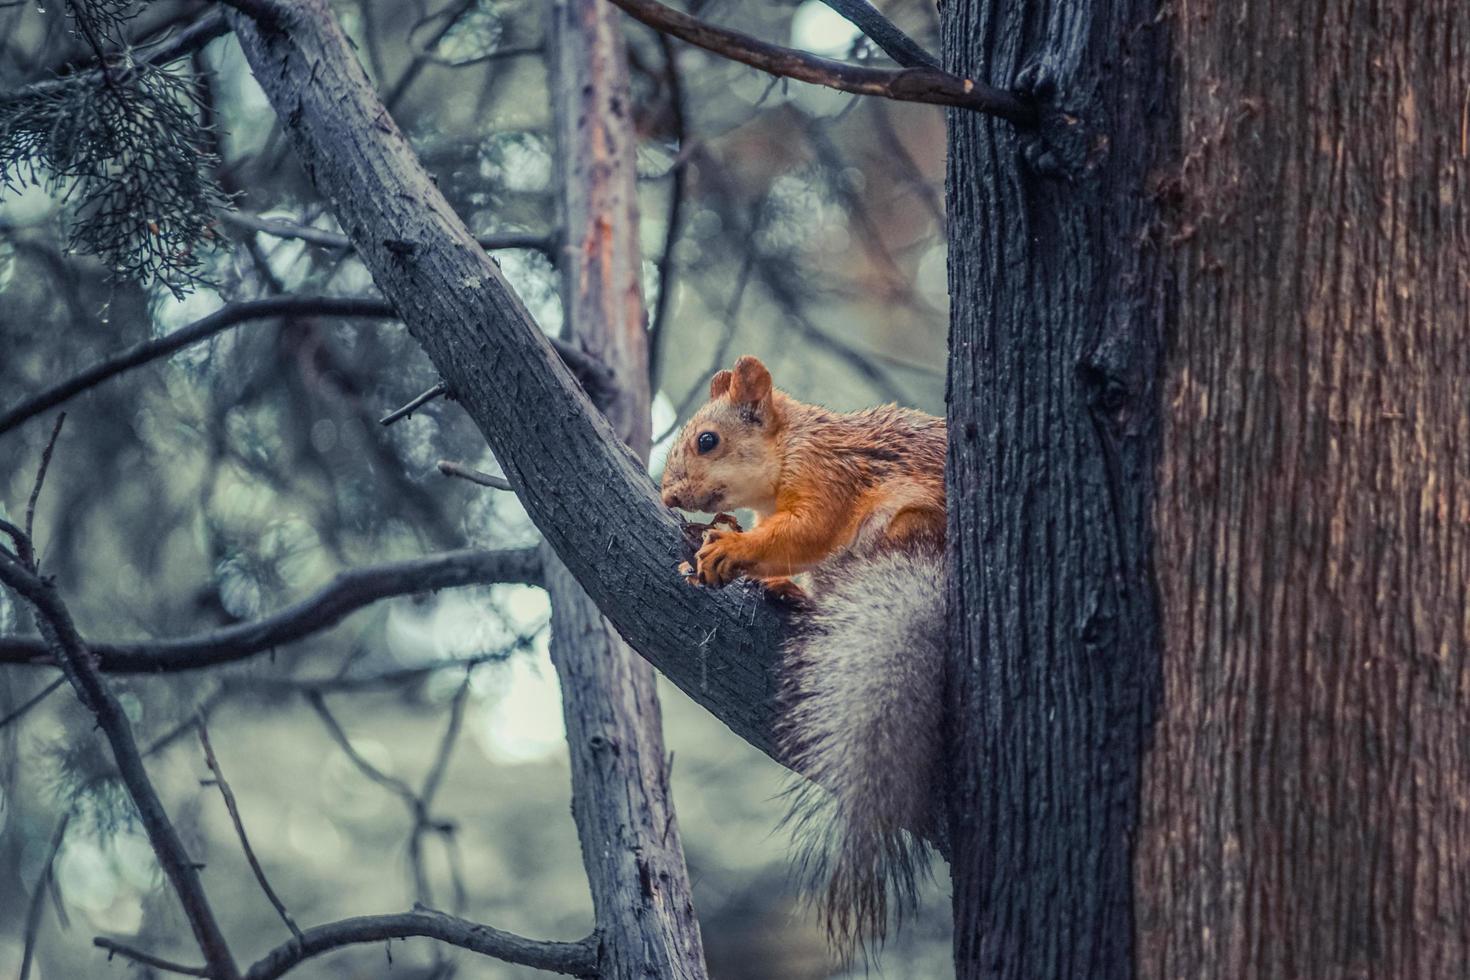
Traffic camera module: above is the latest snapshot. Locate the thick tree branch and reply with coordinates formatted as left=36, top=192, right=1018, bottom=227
left=241, top=908, right=597, bottom=980
left=224, top=0, right=791, bottom=761
left=602, top=0, right=1034, bottom=124
left=0, top=547, right=543, bottom=671
left=0, top=298, right=612, bottom=436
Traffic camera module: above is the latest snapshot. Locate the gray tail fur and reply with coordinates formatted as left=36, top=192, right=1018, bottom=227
left=776, top=545, right=946, bottom=956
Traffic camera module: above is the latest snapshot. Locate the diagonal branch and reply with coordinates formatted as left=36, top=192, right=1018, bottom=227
left=602, top=0, right=1034, bottom=124
left=224, top=0, right=792, bottom=763
left=816, top=0, right=939, bottom=70
left=221, top=210, right=556, bottom=258
left=0, top=551, right=240, bottom=979
left=0, top=547, right=543, bottom=671
left=0, top=298, right=611, bottom=436
left=241, top=908, right=598, bottom=980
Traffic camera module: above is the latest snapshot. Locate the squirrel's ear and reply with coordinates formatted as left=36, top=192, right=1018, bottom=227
left=728, top=356, right=772, bottom=406
left=708, top=370, right=733, bottom=399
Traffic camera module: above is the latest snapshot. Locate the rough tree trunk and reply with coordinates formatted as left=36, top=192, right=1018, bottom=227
left=542, top=0, right=708, bottom=975
left=940, top=0, right=1169, bottom=976
left=1136, top=2, right=1470, bottom=977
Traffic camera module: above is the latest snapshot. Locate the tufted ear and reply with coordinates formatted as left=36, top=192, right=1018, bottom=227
left=708, top=369, right=733, bottom=399
left=728, top=355, right=772, bottom=406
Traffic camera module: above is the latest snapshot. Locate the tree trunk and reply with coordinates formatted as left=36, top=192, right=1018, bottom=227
left=940, top=0, right=1169, bottom=976
left=542, top=0, right=708, bottom=975
left=1135, top=2, right=1470, bottom=977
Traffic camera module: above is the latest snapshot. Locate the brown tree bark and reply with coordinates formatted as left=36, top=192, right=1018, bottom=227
left=542, top=0, right=708, bottom=974
left=1136, top=3, right=1470, bottom=978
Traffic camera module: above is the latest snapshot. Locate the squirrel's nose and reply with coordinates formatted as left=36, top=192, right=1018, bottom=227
left=661, top=489, right=682, bottom=510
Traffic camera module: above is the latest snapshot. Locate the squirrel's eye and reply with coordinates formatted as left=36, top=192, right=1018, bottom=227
left=696, top=431, right=719, bottom=454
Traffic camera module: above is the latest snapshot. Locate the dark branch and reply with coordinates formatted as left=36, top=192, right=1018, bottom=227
left=0, top=298, right=611, bottom=436
left=93, top=939, right=210, bottom=977
left=198, top=718, right=304, bottom=941
left=380, top=381, right=449, bottom=426
left=242, top=908, right=598, bottom=980
left=602, top=0, right=1034, bottom=124
left=0, top=548, right=543, bottom=672
left=816, top=0, right=939, bottom=69
left=0, top=675, right=65, bottom=730
left=0, top=553, right=240, bottom=978
left=221, top=210, right=557, bottom=258
left=436, top=459, right=513, bottom=490
left=0, top=297, right=395, bottom=436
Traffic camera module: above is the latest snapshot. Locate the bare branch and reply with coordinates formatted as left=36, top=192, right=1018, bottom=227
left=380, top=381, right=449, bottom=426
left=0, top=297, right=395, bottom=436
left=602, top=0, right=1034, bottom=124
left=24, top=412, right=65, bottom=550
left=0, top=674, right=64, bottom=731
left=198, top=717, right=304, bottom=942
left=0, top=548, right=543, bottom=671
left=19, top=813, right=69, bottom=980
left=0, top=296, right=612, bottom=436
left=0, top=551, right=240, bottom=979
left=221, top=210, right=557, bottom=258
left=815, top=0, right=939, bottom=69
left=93, top=939, right=210, bottom=977
left=436, top=459, right=513, bottom=491
left=242, top=908, right=598, bottom=980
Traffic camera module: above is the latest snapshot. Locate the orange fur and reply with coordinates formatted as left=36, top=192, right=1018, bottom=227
left=660, top=356, right=946, bottom=593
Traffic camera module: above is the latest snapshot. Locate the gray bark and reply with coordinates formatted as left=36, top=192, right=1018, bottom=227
left=543, top=0, right=708, bottom=974
left=225, top=1, right=791, bottom=768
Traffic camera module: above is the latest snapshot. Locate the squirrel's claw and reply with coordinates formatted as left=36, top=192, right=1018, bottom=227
left=694, top=529, right=749, bottom=588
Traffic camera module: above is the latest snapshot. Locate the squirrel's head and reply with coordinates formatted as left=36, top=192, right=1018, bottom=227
left=660, top=355, right=782, bottom=515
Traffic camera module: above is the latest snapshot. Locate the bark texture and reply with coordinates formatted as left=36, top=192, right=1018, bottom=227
left=543, top=0, right=708, bottom=974
left=941, top=0, right=1169, bottom=975
left=225, top=1, right=790, bottom=767
left=1136, top=2, right=1470, bottom=977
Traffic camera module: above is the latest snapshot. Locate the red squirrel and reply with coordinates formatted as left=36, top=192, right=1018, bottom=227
left=660, top=355, right=946, bottom=954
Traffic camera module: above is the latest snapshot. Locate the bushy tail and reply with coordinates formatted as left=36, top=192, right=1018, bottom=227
left=776, top=545, right=946, bottom=956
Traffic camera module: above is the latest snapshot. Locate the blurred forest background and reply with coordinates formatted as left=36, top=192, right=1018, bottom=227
left=0, top=0, right=952, bottom=976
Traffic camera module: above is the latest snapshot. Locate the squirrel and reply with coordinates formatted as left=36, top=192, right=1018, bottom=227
left=659, top=354, right=947, bottom=955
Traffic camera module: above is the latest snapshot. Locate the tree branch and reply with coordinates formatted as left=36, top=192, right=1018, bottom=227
left=817, top=0, right=939, bottom=69
left=0, top=298, right=612, bottom=436
left=602, top=0, right=1033, bottom=124
left=93, top=939, right=210, bottom=977
left=0, top=552, right=240, bottom=979
left=198, top=718, right=303, bottom=942
left=0, top=547, right=543, bottom=671
left=225, top=0, right=792, bottom=762
left=241, top=908, right=598, bottom=980
left=221, top=210, right=556, bottom=259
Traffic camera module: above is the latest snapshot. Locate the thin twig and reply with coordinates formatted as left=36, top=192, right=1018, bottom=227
left=435, top=460, right=513, bottom=491
left=198, top=717, right=304, bottom=941
left=19, top=813, right=69, bottom=980
left=222, top=210, right=556, bottom=258
left=648, top=32, right=689, bottom=392
left=0, top=675, right=65, bottom=730
left=379, top=381, right=448, bottom=426
left=242, top=908, right=597, bottom=980
left=93, top=938, right=210, bottom=977
left=24, top=413, right=65, bottom=552
left=602, top=0, right=1035, bottom=124
left=0, top=548, right=543, bottom=672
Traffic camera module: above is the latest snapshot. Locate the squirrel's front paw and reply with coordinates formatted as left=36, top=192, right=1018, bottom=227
left=694, top=530, right=751, bottom=588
